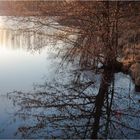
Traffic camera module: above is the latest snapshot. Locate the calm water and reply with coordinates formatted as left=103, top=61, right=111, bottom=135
left=0, top=17, right=62, bottom=138
left=0, top=17, right=139, bottom=139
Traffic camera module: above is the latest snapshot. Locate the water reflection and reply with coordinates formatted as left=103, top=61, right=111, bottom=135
left=0, top=24, right=61, bottom=94
left=0, top=17, right=62, bottom=138
left=0, top=29, right=51, bottom=51
left=7, top=71, right=140, bottom=139
left=0, top=16, right=140, bottom=139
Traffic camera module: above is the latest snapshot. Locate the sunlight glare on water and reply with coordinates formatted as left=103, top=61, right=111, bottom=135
left=0, top=28, right=58, bottom=95
left=0, top=16, right=62, bottom=138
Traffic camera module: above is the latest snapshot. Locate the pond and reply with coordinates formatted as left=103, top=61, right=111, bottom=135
left=0, top=16, right=62, bottom=138
left=0, top=16, right=139, bottom=139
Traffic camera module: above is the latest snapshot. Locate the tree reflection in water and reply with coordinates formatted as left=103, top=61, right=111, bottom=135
left=8, top=67, right=140, bottom=139
left=1, top=1, right=140, bottom=138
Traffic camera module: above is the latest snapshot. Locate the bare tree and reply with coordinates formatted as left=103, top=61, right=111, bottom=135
left=4, top=1, right=140, bottom=139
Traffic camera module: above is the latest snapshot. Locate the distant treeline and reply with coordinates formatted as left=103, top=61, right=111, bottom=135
left=0, top=1, right=66, bottom=16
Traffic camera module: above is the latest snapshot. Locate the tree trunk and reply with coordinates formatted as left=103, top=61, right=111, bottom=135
left=91, top=69, right=114, bottom=139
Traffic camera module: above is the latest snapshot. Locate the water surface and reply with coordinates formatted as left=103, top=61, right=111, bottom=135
left=0, top=16, right=139, bottom=139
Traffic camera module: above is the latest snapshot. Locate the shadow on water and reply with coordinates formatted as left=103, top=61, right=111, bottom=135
left=7, top=67, right=140, bottom=139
